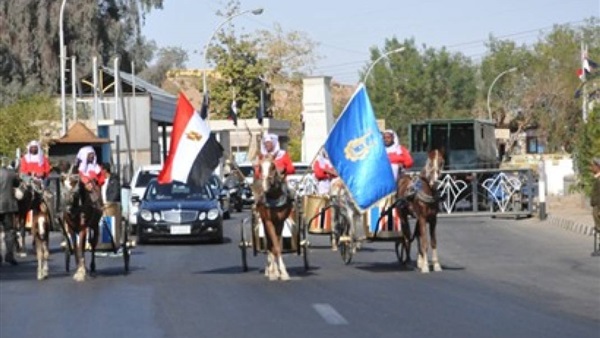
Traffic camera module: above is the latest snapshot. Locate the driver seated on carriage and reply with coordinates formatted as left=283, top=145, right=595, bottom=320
left=383, top=129, right=413, bottom=181
left=76, top=146, right=106, bottom=205
left=312, top=150, right=337, bottom=195
left=253, top=133, right=296, bottom=203
left=19, top=140, right=51, bottom=183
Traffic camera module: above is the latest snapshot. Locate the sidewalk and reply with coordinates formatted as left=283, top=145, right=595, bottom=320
left=544, top=194, right=596, bottom=236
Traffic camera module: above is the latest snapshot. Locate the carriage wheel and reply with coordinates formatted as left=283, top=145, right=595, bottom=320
left=122, top=220, right=130, bottom=274
left=240, top=220, right=248, bottom=272
left=64, top=246, right=70, bottom=272
left=337, top=213, right=353, bottom=265
left=300, top=223, right=309, bottom=271
left=395, top=240, right=406, bottom=265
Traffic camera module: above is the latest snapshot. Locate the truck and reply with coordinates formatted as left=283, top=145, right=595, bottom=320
left=408, top=119, right=499, bottom=171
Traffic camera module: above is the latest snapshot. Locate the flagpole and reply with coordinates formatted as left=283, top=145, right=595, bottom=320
left=582, top=42, right=588, bottom=122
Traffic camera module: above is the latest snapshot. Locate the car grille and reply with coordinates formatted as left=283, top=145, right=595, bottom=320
left=161, top=210, right=198, bottom=223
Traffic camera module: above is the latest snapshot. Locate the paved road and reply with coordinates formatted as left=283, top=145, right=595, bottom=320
left=1, top=211, right=599, bottom=338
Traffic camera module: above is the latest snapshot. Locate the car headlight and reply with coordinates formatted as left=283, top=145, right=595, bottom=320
left=140, top=209, right=152, bottom=222
left=199, top=212, right=206, bottom=221
left=207, top=209, right=220, bottom=220
left=153, top=212, right=161, bottom=222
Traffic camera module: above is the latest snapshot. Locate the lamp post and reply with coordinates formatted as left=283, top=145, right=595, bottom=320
left=487, top=67, right=517, bottom=121
left=201, top=8, right=264, bottom=95
left=362, top=47, right=405, bottom=83
left=59, top=0, right=67, bottom=135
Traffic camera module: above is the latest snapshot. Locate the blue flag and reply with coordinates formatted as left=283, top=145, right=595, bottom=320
left=324, top=84, right=396, bottom=210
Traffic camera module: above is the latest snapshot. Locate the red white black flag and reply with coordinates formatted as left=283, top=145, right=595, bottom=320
left=158, top=93, right=223, bottom=186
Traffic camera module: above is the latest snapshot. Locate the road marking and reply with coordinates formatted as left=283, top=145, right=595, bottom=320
left=312, top=303, right=348, bottom=325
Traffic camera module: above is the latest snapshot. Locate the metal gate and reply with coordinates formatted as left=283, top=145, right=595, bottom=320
left=418, top=168, right=536, bottom=218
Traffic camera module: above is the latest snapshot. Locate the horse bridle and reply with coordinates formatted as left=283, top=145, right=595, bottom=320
left=424, top=150, right=443, bottom=188
left=260, top=158, right=283, bottom=194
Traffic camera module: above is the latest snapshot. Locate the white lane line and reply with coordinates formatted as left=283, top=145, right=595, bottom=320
left=312, top=303, right=349, bottom=325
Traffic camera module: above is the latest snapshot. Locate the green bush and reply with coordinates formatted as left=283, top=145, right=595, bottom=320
left=573, top=106, right=600, bottom=197
left=0, top=95, right=60, bottom=156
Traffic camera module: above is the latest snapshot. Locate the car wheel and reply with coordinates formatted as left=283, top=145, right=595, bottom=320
left=137, top=226, right=147, bottom=245
left=212, top=227, right=224, bottom=244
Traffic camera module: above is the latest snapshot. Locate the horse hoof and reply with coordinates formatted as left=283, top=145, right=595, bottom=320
left=73, top=273, right=85, bottom=282
left=268, top=273, right=278, bottom=281
left=433, top=263, right=442, bottom=272
left=420, top=266, right=430, bottom=274
left=279, top=272, right=290, bottom=281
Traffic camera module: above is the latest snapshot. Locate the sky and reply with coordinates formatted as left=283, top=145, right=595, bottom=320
left=142, top=0, right=600, bottom=85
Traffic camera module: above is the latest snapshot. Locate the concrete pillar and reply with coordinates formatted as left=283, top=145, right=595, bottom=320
left=301, top=76, right=334, bottom=163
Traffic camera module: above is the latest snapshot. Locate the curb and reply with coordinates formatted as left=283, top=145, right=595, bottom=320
left=546, top=214, right=595, bottom=236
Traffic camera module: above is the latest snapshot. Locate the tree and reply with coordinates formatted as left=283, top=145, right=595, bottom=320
left=203, top=1, right=319, bottom=161
left=573, top=107, right=600, bottom=197
left=0, top=96, right=60, bottom=157
left=138, top=46, right=188, bottom=86
left=362, top=37, right=477, bottom=141
left=0, top=0, right=164, bottom=107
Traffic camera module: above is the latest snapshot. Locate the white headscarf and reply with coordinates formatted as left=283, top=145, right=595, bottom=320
left=24, top=140, right=44, bottom=165
left=384, top=129, right=403, bottom=155
left=316, top=149, right=331, bottom=167
left=260, top=133, right=283, bottom=159
left=77, top=146, right=99, bottom=175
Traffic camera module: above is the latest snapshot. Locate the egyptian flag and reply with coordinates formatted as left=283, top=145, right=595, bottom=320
left=158, top=93, right=223, bottom=186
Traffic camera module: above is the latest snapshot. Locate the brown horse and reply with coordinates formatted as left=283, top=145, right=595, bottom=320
left=254, top=156, right=295, bottom=281
left=397, top=149, right=445, bottom=273
left=60, top=166, right=103, bottom=282
left=15, top=177, right=52, bottom=280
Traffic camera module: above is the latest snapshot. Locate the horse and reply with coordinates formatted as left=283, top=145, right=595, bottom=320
left=14, top=177, right=52, bottom=280
left=397, top=149, right=445, bottom=273
left=59, top=166, right=103, bottom=282
left=254, top=156, right=295, bottom=281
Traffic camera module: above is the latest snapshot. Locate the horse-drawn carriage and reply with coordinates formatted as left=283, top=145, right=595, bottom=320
left=296, top=149, right=445, bottom=273
left=59, top=167, right=133, bottom=281
left=238, top=157, right=309, bottom=280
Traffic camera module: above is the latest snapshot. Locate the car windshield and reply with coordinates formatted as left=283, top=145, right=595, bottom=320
left=136, top=170, right=160, bottom=188
left=145, top=181, right=213, bottom=201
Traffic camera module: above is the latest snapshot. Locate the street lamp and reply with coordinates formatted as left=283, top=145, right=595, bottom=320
left=201, top=8, right=264, bottom=95
left=362, top=47, right=405, bottom=83
left=59, top=0, right=67, bottom=135
left=487, top=67, right=518, bottom=121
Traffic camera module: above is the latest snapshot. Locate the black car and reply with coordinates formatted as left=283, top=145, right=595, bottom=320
left=135, top=179, right=223, bottom=244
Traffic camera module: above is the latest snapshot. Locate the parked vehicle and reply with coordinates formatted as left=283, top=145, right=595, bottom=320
left=125, top=164, right=162, bottom=233
left=237, top=163, right=255, bottom=206
left=207, top=174, right=231, bottom=219
left=134, top=179, right=223, bottom=244
left=286, top=162, right=310, bottom=192
left=223, top=173, right=244, bottom=212
left=408, top=119, right=499, bottom=171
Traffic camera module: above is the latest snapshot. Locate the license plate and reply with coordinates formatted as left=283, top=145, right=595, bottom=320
left=170, top=225, right=191, bottom=235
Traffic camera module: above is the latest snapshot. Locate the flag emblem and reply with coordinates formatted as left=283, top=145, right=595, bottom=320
left=186, top=131, right=203, bottom=141
left=344, top=131, right=376, bottom=162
